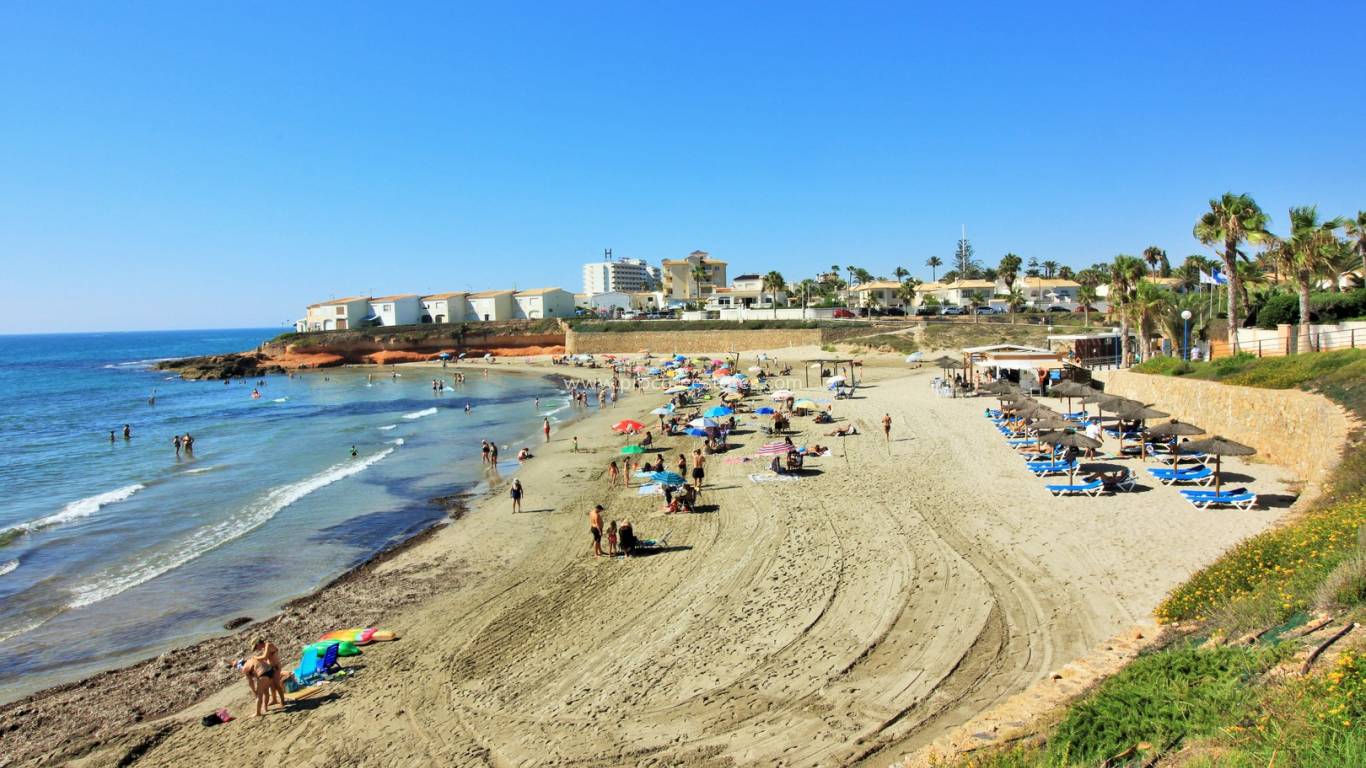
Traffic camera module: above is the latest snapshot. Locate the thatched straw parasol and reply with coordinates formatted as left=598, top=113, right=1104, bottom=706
left=1181, top=436, right=1256, bottom=493
left=1037, top=429, right=1103, bottom=482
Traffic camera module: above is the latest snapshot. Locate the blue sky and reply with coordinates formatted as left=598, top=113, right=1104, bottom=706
left=3, top=1, right=1363, bottom=333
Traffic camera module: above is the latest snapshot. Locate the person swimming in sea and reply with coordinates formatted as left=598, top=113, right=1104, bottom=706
left=122, top=424, right=131, bottom=440
left=350, top=445, right=358, bottom=458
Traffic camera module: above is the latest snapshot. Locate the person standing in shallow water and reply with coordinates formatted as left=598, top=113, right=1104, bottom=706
left=173, top=434, right=182, bottom=456
left=543, top=417, right=551, bottom=442
left=122, top=424, right=131, bottom=440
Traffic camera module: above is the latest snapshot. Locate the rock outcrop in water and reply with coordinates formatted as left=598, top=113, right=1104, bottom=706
left=156, top=353, right=289, bottom=380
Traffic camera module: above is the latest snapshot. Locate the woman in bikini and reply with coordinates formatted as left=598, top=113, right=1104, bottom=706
left=243, top=638, right=286, bottom=716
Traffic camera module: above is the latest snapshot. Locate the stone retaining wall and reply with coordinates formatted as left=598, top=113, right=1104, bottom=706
left=1095, top=370, right=1354, bottom=496
left=566, top=328, right=823, bottom=355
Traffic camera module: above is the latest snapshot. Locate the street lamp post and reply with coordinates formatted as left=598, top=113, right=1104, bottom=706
left=1181, top=309, right=1193, bottom=361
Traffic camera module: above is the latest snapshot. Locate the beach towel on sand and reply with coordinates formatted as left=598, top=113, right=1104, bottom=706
left=637, top=484, right=663, bottom=496
left=748, top=473, right=799, bottom=483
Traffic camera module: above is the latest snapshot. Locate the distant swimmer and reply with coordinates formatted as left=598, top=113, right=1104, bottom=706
left=173, top=434, right=182, bottom=455
left=123, top=424, right=131, bottom=440
left=251, top=388, right=261, bottom=399
left=109, top=430, right=116, bottom=443
left=350, top=445, right=358, bottom=458
left=183, top=433, right=195, bottom=454
left=465, top=402, right=472, bottom=414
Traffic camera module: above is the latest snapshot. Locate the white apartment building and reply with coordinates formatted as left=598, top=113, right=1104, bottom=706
left=582, top=257, right=661, bottom=294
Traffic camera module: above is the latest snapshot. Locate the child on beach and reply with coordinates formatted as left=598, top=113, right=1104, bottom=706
left=606, top=520, right=618, bottom=556
left=608, top=460, right=619, bottom=486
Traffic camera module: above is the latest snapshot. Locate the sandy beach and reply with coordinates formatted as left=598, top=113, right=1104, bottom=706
left=5, top=353, right=1292, bottom=767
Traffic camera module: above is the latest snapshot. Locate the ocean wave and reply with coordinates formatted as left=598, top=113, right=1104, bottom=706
left=272, top=397, right=288, bottom=403
left=67, top=447, right=396, bottom=609
left=0, top=615, right=52, bottom=645
left=1, top=484, right=144, bottom=541
left=402, top=407, right=438, bottom=420
left=377, top=424, right=398, bottom=431
left=386, top=437, right=405, bottom=446
left=0, top=560, right=17, bottom=577
left=183, top=466, right=217, bottom=475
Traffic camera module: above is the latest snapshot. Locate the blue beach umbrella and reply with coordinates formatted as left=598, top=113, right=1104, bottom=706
left=685, top=428, right=708, bottom=437
left=756, top=406, right=775, bottom=415
left=647, top=367, right=662, bottom=375
left=688, top=382, right=705, bottom=390
left=651, top=471, right=686, bottom=486
left=704, top=406, right=732, bottom=417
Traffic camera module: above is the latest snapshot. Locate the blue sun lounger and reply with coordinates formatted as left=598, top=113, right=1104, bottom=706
left=1045, top=479, right=1103, bottom=496
left=292, top=641, right=341, bottom=688
left=1179, top=489, right=1259, bottom=510
left=1147, top=465, right=1214, bottom=486
left=1026, top=459, right=1076, bottom=477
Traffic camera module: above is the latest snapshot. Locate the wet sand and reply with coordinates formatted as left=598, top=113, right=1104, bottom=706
left=5, top=357, right=1291, bottom=767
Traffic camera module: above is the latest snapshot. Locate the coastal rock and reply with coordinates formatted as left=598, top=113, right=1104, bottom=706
left=156, top=353, right=287, bottom=381
left=223, top=616, right=252, bottom=630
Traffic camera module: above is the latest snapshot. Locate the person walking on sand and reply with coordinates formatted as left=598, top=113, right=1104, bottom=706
left=691, top=449, right=706, bottom=489
left=572, top=436, right=579, bottom=453
left=510, top=479, right=523, bottom=513
left=543, top=417, right=551, bottom=442
left=882, top=413, right=892, bottom=442
left=608, top=460, right=620, bottom=486
left=589, top=505, right=604, bottom=557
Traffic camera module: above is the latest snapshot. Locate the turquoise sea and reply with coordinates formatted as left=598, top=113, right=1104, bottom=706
left=0, top=329, right=570, bottom=702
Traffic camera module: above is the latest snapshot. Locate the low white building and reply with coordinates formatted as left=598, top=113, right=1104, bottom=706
left=421, top=292, right=471, bottom=324
left=298, top=295, right=373, bottom=332
left=369, top=295, right=422, bottom=326
left=585, top=291, right=633, bottom=315
left=469, top=289, right=517, bottom=322
left=513, top=287, right=575, bottom=319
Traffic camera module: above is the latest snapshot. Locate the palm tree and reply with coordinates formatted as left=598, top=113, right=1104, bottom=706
left=1041, top=260, right=1059, bottom=279
left=846, top=265, right=858, bottom=288
left=898, top=279, right=918, bottom=311
left=925, top=256, right=942, bottom=282
left=1109, top=254, right=1147, bottom=365
left=1142, top=246, right=1166, bottom=276
left=1058, top=265, right=1075, bottom=280
left=1128, top=281, right=1174, bottom=361
left=1345, top=211, right=1366, bottom=281
left=1280, top=206, right=1346, bottom=351
left=690, top=263, right=708, bottom=302
left=1193, top=192, right=1271, bottom=353
left=762, top=270, right=786, bottom=310
left=1077, top=285, right=1099, bottom=327
left=1005, top=287, right=1026, bottom=324
left=966, top=290, right=988, bottom=322
left=893, top=266, right=908, bottom=283
left=1074, top=268, right=1102, bottom=288
left=998, top=253, right=1022, bottom=293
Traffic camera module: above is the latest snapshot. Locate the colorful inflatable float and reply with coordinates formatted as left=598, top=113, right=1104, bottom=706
left=319, top=627, right=398, bottom=645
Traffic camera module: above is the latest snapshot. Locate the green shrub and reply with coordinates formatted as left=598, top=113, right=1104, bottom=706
left=1046, top=645, right=1284, bottom=765
left=1314, top=551, right=1366, bottom=610
left=1256, top=289, right=1366, bottom=329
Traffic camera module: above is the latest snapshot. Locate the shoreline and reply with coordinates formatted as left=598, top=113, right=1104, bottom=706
left=0, top=364, right=625, bottom=764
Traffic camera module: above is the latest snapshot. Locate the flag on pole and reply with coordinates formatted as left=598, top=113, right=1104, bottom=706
left=1199, top=267, right=1229, bottom=286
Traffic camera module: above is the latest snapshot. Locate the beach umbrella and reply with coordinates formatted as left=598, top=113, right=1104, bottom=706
left=771, top=390, right=793, bottom=401
left=650, top=406, right=674, bottom=416
left=685, top=427, right=707, bottom=437
left=688, top=382, right=705, bottom=390
left=647, top=367, right=662, bottom=375
left=651, top=471, right=685, bottom=486
left=458, top=352, right=468, bottom=358
left=620, top=445, right=644, bottom=455
left=1146, top=420, right=1205, bottom=464
left=756, top=441, right=791, bottom=456
left=905, top=352, right=924, bottom=364
left=1181, top=436, right=1256, bottom=494
left=704, top=406, right=733, bottom=417
left=1049, top=380, right=1088, bottom=412
left=484, top=353, right=493, bottom=359
left=1114, top=403, right=1168, bottom=421
left=828, top=375, right=847, bottom=385
left=748, top=366, right=764, bottom=372
left=1031, top=417, right=1074, bottom=432
left=756, top=406, right=775, bottom=415
left=1037, top=430, right=1103, bottom=483
left=793, top=399, right=818, bottom=411
left=612, top=419, right=645, bottom=433
left=689, top=417, right=717, bottom=428
left=722, top=392, right=745, bottom=402
left=437, top=352, right=451, bottom=359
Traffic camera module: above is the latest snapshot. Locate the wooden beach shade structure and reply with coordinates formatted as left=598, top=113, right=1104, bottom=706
left=1048, top=380, right=1090, bottom=413
left=803, top=358, right=859, bottom=388
left=1181, top=436, right=1256, bottom=494
left=1037, top=429, right=1103, bottom=482
left=1146, top=419, right=1206, bottom=464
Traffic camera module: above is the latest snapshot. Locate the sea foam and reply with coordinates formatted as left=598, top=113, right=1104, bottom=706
left=1, top=484, right=144, bottom=539
left=402, top=407, right=438, bottom=420
left=68, top=447, right=396, bottom=609
left=0, top=559, right=17, bottom=577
